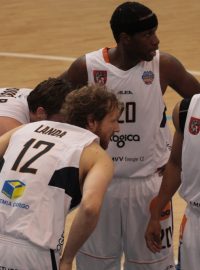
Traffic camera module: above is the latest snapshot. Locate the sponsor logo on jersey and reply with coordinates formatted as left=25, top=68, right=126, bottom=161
left=0, top=99, right=7, bottom=103
left=189, top=116, right=200, bottom=135
left=0, top=87, right=19, bottom=98
left=190, top=200, right=200, bottom=208
left=0, top=265, right=18, bottom=270
left=142, top=71, right=154, bottom=85
left=2, top=180, right=26, bottom=199
left=0, top=180, right=29, bottom=209
left=117, top=90, right=133, bottom=95
left=110, top=133, right=140, bottom=148
left=0, top=198, right=29, bottom=210
left=112, top=156, right=144, bottom=162
left=56, top=232, right=64, bottom=254
left=93, top=70, right=107, bottom=85
left=167, top=142, right=172, bottom=151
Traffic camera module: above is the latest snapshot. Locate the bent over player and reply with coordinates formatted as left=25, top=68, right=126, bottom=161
left=0, top=83, right=122, bottom=270
left=0, top=77, right=73, bottom=136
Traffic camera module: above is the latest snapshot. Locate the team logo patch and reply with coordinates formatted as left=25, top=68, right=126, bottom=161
left=142, top=71, right=154, bottom=85
left=2, top=180, right=26, bottom=199
left=93, top=70, right=107, bottom=85
left=189, top=116, right=200, bottom=135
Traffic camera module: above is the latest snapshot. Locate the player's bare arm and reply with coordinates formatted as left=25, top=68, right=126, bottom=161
left=59, top=56, right=88, bottom=88
left=60, top=142, right=114, bottom=268
left=0, top=126, right=22, bottom=156
left=0, top=117, right=23, bottom=136
left=160, top=51, right=200, bottom=96
left=145, top=101, right=183, bottom=252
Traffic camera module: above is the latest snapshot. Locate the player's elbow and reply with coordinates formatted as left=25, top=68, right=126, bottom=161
left=80, top=195, right=102, bottom=220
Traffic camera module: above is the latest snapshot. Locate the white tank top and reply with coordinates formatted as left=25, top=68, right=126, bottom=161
left=0, top=120, right=97, bottom=250
left=0, top=87, right=32, bottom=123
left=179, top=94, right=200, bottom=211
left=86, top=48, right=165, bottom=177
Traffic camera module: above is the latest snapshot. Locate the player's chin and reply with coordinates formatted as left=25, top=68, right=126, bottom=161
left=144, top=54, right=154, bottom=62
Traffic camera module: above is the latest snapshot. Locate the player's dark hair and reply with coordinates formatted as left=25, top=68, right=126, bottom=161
left=27, top=78, right=73, bottom=116
left=61, top=84, right=122, bottom=128
left=110, top=1, right=158, bottom=42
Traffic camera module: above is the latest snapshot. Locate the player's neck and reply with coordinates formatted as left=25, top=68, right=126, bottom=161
left=108, top=47, right=141, bottom=70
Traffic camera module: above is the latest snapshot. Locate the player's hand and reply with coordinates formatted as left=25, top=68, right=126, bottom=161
left=145, top=218, right=162, bottom=253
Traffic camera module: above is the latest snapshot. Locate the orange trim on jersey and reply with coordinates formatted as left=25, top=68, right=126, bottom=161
left=149, top=197, right=171, bottom=221
left=179, top=214, right=187, bottom=240
left=102, top=47, right=110, bottom=63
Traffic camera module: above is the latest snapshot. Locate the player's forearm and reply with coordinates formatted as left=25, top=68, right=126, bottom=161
left=61, top=203, right=100, bottom=264
left=151, top=161, right=181, bottom=219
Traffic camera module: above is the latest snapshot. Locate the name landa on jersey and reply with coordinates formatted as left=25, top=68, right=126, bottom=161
left=35, top=125, right=67, bottom=138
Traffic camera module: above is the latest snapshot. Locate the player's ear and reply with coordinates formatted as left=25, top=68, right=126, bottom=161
left=35, top=107, right=48, bottom=120
left=120, top=32, right=131, bottom=44
left=87, top=114, right=97, bottom=132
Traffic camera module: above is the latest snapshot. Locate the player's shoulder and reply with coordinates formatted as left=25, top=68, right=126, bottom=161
left=81, top=142, right=113, bottom=173
left=87, top=142, right=112, bottom=162
left=70, top=55, right=86, bottom=68
left=160, top=51, right=184, bottom=69
left=67, top=55, right=88, bottom=88
left=160, top=51, right=178, bottom=64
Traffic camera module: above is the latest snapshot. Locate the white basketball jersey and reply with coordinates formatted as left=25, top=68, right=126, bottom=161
left=179, top=94, right=200, bottom=211
left=0, top=120, right=97, bottom=250
left=86, top=48, right=165, bottom=177
left=0, top=87, right=32, bottom=123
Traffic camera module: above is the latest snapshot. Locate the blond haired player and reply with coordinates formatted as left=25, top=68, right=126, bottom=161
left=0, top=83, right=122, bottom=270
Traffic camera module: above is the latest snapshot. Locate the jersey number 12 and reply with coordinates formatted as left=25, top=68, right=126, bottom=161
left=11, top=138, right=55, bottom=174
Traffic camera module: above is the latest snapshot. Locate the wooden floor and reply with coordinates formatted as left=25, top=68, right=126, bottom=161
left=1, top=0, right=200, bottom=268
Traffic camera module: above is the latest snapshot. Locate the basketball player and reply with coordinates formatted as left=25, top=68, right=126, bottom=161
left=145, top=93, right=200, bottom=270
left=58, top=2, right=200, bottom=270
left=0, top=77, right=72, bottom=136
left=0, top=84, right=122, bottom=270
left=0, top=87, right=32, bottom=135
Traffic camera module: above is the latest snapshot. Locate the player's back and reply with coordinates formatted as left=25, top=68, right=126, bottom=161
left=0, top=87, right=32, bottom=135
left=0, top=120, right=97, bottom=249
